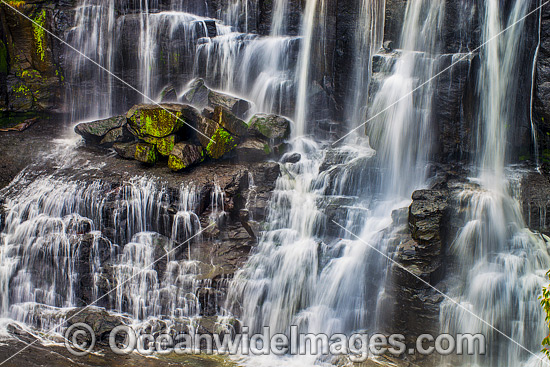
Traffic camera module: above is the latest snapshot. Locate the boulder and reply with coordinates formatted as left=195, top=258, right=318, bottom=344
left=183, top=78, right=252, bottom=119
left=65, top=307, right=126, bottom=345
left=127, top=103, right=186, bottom=139
left=214, top=106, right=248, bottom=137
left=281, top=152, right=301, bottom=164
left=134, top=142, right=157, bottom=164
left=113, top=142, right=138, bottom=159
left=142, top=134, right=178, bottom=156
left=196, top=117, right=239, bottom=159
left=99, top=126, right=134, bottom=147
left=74, top=115, right=126, bottom=143
left=168, top=142, right=204, bottom=171
left=206, top=127, right=238, bottom=159
left=159, top=85, right=178, bottom=102
left=248, top=113, right=291, bottom=144
left=235, top=138, right=271, bottom=162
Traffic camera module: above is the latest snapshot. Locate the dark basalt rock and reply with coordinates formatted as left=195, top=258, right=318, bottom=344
left=235, top=138, right=271, bottom=162
left=168, top=142, right=204, bottom=171
left=74, top=115, right=127, bottom=144
left=65, top=308, right=128, bottom=346
left=183, top=78, right=252, bottom=119
left=113, top=141, right=138, bottom=159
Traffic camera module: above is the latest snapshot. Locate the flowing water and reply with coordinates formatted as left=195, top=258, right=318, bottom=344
left=440, top=2, right=550, bottom=366
left=1, top=1, right=549, bottom=366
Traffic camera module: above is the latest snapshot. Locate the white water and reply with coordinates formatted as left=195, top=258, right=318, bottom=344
left=441, top=2, right=550, bottom=366
left=227, top=3, right=445, bottom=366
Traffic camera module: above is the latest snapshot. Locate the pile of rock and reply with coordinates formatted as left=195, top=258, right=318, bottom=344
left=74, top=79, right=292, bottom=171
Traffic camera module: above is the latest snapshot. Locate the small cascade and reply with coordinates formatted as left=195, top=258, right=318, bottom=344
left=441, top=2, right=550, bottom=366
left=0, top=174, right=208, bottom=330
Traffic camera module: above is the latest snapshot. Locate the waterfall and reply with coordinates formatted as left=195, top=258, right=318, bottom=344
left=441, top=2, right=550, bottom=366
left=227, top=3, right=444, bottom=365
left=293, top=0, right=326, bottom=137
left=0, top=174, right=204, bottom=329
left=345, top=0, right=385, bottom=128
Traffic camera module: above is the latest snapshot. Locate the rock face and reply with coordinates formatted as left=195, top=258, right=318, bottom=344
left=0, top=1, right=70, bottom=113
left=384, top=185, right=451, bottom=346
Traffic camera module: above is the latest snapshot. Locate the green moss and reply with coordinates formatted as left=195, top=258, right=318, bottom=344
left=263, top=143, right=271, bottom=155
left=33, top=10, right=47, bottom=62
left=206, top=127, right=237, bottom=159
left=135, top=143, right=157, bottom=164
left=543, top=149, right=550, bottom=164
left=155, top=134, right=176, bottom=156
left=168, top=155, right=186, bottom=171
left=132, top=108, right=183, bottom=138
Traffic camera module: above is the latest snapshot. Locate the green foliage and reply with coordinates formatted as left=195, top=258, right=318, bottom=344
left=33, top=10, right=47, bottom=62
left=540, top=270, right=550, bottom=359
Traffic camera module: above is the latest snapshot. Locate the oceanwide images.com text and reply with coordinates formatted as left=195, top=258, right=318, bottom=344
left=65, top=323, right=486, bottom=361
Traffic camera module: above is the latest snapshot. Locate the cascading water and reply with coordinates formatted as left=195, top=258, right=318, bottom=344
left=227, top=2, right=445, bottom=365
left=441, top=2, right=550, bottom=366
left=0, top=173, right=205, bottom=331
left=66, top=0, right=298, bottom=122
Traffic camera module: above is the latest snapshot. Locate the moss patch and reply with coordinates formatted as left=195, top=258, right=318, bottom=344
left=33, top=10, right=47, bottom=62
left=168, top=155, right=186, bottom=171
left=206, top=127, right=237, bottom=159
left=135, top=143, right=157, bottom=164
left=129, top=107, right=184, bottom=138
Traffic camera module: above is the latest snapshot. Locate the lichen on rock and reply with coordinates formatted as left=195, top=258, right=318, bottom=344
left=134, top=142, right=157, bottom=164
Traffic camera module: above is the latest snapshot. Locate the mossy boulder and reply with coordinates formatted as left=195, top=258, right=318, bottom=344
left=206, top=127, right=238, bottom=159
left=74, top=115, right=126, bottom=143
left=248, top=113, right=291, bottom=144
left=141, top=134, right=178, bottom=156
left=113, top=142, right=138, bottom=159
left=134, top=142, right=157, bottom=164
left=213, top=106, right=248, bottom=138
left=183, top=78, right=252, bottom=119
left=196, top=116, right=239, bottom=159
left=168, top=142, right=204, bottom=171
left=127, top=104, right=185, bottom=139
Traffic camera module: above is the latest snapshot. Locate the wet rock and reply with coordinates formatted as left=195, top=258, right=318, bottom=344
left=214, top=106, right=248, bottom=138
left=521, top=170, right=550, bottom=235
left=65, top=308, right=127, bottom=346
left=248, top=113, right=291, bottom=144
left=235, top=138, right=271, bottom=162
left=142, top=133, right=178, bottom=156
left=99, top=126, right=134, bottom=147
left=159, top=85, right=178, bottom=102
left=134, top=142, right=157, bottom=164
left=74, top=115, right=126, bottom=143
left=183, top=78, right=252, bottom=119
left=281, top=152, right=301, bottom=164
left=113, top=142, right=138, bottom=159
left=168, top=142, right=204, bottom=171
